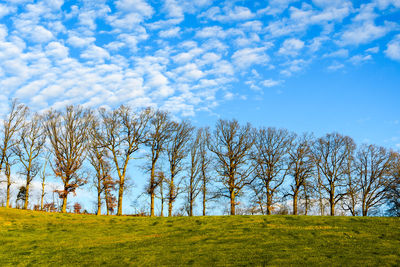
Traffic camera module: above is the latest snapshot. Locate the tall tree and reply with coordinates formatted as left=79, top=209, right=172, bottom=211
left=45, top=105, right=92, bottom=213
left=101, top=106, right=151, bottom=215
left=356, top=144, right=395, bottom=216
left=287, top=134, right=314, bottom=215
left=312, top=133, right=355, bottom=216
left=166, top=120, right=194, bottom=216
left=251, top=127, right=295, bottom=215
left=186, top=128, right=203, bottom=216
left=40, top=153, right=50, bottom=211
left=0, top=100, right=28, bottom=207
left=144, top=110, right=173, bottom=217
left=87, top=116, right=113, bottom=215
left=386, top=152, right=400, bottom=216
left=208, top=119, right=255, bottom=215
left=199, top=128, right=212, bottom=216
left=13, top=113, right=46, bottom=209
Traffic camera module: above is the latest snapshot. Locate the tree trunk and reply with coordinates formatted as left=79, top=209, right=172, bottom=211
left=97, top=190, right=102, bottom=215
left=189, top=197, right=193, bottom=217
left=202, top=178, right=206, bottom=216
left=24, top=182, right=30, bottom=210
left=330, top=191, right=335, bottom=216
left=293, top=191, right=298, bottom=215
left=266, top=192, right=273, bottom=215
left=40, top=181, right=45, bottom=211
left=117, top=177, right=124, bottom=216
left=6, top=182, right=10, bottom=208
left=230, top=190, right=235, bottom=215
left=168, top=175, right=174, bottom=217
left=150, top=164, right=155, bottom=217
left=61, top=196, right=67, bottom=213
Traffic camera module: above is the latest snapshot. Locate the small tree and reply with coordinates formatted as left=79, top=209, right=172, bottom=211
left=73, top=202, right=82, bottom=214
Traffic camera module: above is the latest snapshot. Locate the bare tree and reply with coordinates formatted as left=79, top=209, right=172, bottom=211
left=13, top=113, right=46, bottom=209
left=287, top=134, right=314, bottom=215
left=208, top=119, right=254, bottom=215
left=144, top=110, right=173, bottom=217
left=251, top=127, right=295, bottom=215
left=386, top=152, right=400, bottom=216
left=312, top=133, right=355, bottom=216
left=186, top=128, right=203, bottom=216
left=356, top=144, right=395, bottom=216
left=0, top=100, right=28, bottom=207
left=40, top=153, right=50, bottom=211
left=45, top=105, right=92, bottom=213
left=88, top=118, right=113, bottom=216
left=166, top=120, right=194, bottom=216
left=199, top=128, right=212, bottom=216
left=341, top=152, right=360, bottom=216
left=101, top=106, right=151, bottom=216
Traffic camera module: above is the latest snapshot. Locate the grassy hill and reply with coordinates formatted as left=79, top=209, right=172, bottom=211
left=0, top=208, right=399, bottom=266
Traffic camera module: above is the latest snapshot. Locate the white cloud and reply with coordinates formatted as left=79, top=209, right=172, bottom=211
left=80, top=45, right=110, bottom=63
left=159, top=27, right=180, bottom=38
left=323, top=49, right=349, bottom=58
left=199, top=5, right=255, bottom=22
left=385, top=35, right=400, bottom=61
left=279, top=38, right=304, bottom=56
left=339, top=20, right=396, bottom=46
left=67, top=35, right=95, bottom=48
left=231, top=47, right=270, bottom=69
left=115, top=0, right=154, bottom=17
left=349, top=54, right=372, bottom=64
left=261, top=79, right=281, bottom=87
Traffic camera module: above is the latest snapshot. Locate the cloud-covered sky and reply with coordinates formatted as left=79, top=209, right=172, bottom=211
left=0, top=0, right=399, bottom=148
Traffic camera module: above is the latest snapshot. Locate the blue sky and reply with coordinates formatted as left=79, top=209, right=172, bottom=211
left=0, top=0, right=399, bottom=212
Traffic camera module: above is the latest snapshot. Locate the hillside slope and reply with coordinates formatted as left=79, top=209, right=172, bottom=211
left=0, top=208, right=399, bottom=266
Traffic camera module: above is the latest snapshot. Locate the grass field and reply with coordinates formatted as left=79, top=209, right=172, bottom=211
left=0, top=208, right=399, bottom=266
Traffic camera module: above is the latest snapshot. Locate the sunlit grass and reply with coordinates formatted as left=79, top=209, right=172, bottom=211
left=0, top=208, right=399, bottom=266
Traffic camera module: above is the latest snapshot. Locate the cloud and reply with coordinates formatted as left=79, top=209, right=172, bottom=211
left=199, top=5, right=255, bottom=22
left=279, top=38, right=304, bottom=56
left=349, top=54, right=372, bottom=64
left=159, top=27, right=180, bottom=38
left=261, top=79, right=281, bottom=87
left=231, top=47, right=270, bottom=69
left=385, top=35, right=400, bottom=61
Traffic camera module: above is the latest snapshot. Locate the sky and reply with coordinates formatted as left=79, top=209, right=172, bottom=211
left=0, top=0, right=400, bottom=213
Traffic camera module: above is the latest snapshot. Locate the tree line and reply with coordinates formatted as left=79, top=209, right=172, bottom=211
left=0, top=100, right=399, bottom=217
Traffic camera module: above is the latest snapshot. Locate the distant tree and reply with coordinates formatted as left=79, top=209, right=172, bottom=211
left=13, top=113, right=46, bottom=209
left=286, top=134, right=314, bottom=215
left=208, top=119, right=255, bottom=215
left=251, top=127, right=295, bottom=215
left=73, top=202, right=82, bottom=214
left=312, top=133, right=355, bottom=216
left=16, top=185, right=26, bottom=208
left=144, top=109, right=173, bottom=217
left=101, top=106, right=151, bottom=216
left=0, top=100, right=28, bottom=208
left=45, top=105, right=92, bottom=213
left=356, top=144, right=395, bottom=216
left=166, top=120, right=194, bottom=216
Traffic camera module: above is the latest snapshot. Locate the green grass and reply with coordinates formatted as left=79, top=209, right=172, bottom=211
left=0, top=208, right=399, bottom=266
